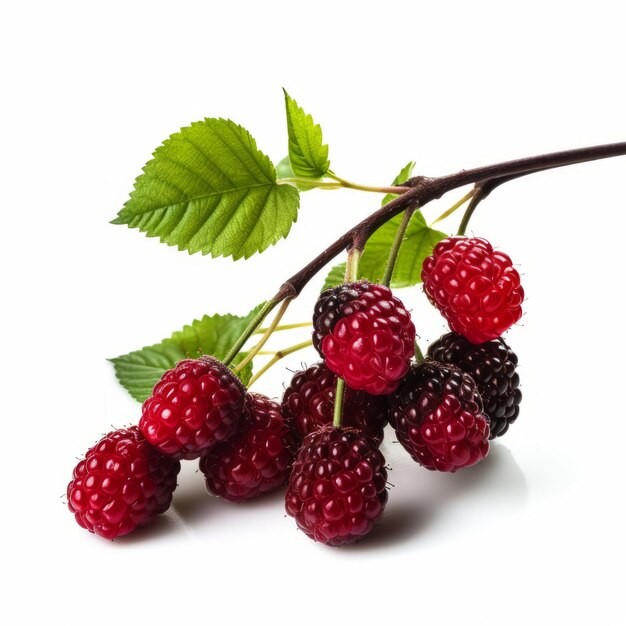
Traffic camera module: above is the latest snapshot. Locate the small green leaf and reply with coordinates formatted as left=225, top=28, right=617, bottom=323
left=321, top=262, right=347, bottom=291
left=113, top=118, right=300, bottom=260
left=276, top=155, right=295, bottom=180
left=109, top=304, right=264, bottom=402
left=322, top=162, right=447, bottom=290
left=380, top=161, right=416, bottom=206
left=276, top=156, right=319, bottom=191
left=283, top=89, right=330, bottom=179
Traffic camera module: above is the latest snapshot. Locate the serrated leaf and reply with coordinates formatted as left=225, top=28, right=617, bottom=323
left=109, top=304, right=264, bottom=402
left=283, top=90, right=330, bottom=179
left=322, top=162, right=447, bottom=289
left=112, top=118, right=300, bottom=260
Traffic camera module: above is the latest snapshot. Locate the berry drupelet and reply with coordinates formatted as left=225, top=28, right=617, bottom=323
left=427, top=332, right=521, bottom=438
left=67, top=426, right=180, bottom=539
left=389, top=362, right=490, bottom=472
left=139, top=356, right=246, bottom=460
left=312, top=281, right=415, bottom=395
left=421, top=237, right=523, bottom=344
left=285, top=426, right=388, bottom=546
left=200, top=393, right=296, bottom=502
left=282, top=361, right=388, bottom=443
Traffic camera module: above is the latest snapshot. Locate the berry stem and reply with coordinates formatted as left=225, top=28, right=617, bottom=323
left=344, top=247, right=361, bottom=282
left=233, top=299, right=292, bottom=373
left=332, top=248, right=362, bottom=428
left=224, top=299, right=280, bottom=366
left=247, top=340, right=313, bottom=387
left=457, top=188, right=485, bottom=235
left=381, top=207, right=415, bottom=286
left=431, top=188, right=476, bottom=226
left=414, top=340, right=425, bottom=364
left=333, top=378, right=346, bottom=428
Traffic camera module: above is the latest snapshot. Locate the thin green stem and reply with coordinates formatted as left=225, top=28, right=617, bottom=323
left=414, top=340, right=425, bottom=364
left=381, top=207, right=416, bottom=286
left=327, top=171, right=411, bottom=195
left=223, top=300, right=279, bottom=366
left=333, top=378, right=345, bottom=428
left=430, top=188, right=476, bottom=226
left=233, top=299, right=291, bottom=373
left=247, top=339, right=313, bottom=388
left=457, top=189, right=485, bottom=235
left=253, top=321, right=311, bottom=334
left=277, top=177, right=343, bottom=190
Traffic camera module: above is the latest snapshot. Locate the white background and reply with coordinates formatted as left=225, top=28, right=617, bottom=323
left=2, top=1, right=625, bottom=624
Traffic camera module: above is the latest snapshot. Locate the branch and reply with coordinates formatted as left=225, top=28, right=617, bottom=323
left=457, top=168, right=558, bottom=235
left=277, top=141, right=626, bottom=297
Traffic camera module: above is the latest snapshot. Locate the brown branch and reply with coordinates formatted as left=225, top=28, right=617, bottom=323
left=277, top=141, right=626, bottom=298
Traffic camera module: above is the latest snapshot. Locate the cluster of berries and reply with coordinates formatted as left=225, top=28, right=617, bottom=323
left=67, top=237, right=523, bottom=546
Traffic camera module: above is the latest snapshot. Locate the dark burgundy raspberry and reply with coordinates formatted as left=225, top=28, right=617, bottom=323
left=285, top=426, right=388, bottom=546
left=427, top=332, right=521, bottom=439
left=67, top=426, right=180, bottom=539
left=312, top=281, right=415, bottom=395
left=282, top=361, right=388, bottom=443
left=421, top=237, right=524, bottom=344
left=389, top=362, right=490, bottom=472
left=139, top=356, right=245, bottom=460
left=200, top=393, right=297, bottom=502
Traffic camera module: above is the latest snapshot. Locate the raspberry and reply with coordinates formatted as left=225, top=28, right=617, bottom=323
left=67, top=426, right=180, bottom=539
left=285, top=426, right=388, bottom=546
left=389, top=362, right=490, bottom=472
left=282, top=361, right=388, bottom=442
left=139, top=356, right=245, bottom=460
left=200, top=393, right=297, bottom=502
left=421, top=237, right=523, bottom=344
left=427, top=332, right=521, bottom=438
left=312, top=281, right=416, bottom=395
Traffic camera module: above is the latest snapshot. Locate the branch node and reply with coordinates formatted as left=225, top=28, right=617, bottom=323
left=275, top=282, right=297, bottom=302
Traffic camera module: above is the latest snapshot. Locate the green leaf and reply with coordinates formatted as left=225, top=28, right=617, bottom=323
left=283, top=90, right=330, bottom=179
left=380, top=161, right=416, bottom=206
left=359, top=211, right=447, bottom=287
left=276, top=156, right=319, bottom=191
left=322, top=262, right=346, bottom=291
left=109, top=304, right=264, bottom=402
left=112, top=118, right=300, bottom=260
left=322, top=162, right=447, bottom=289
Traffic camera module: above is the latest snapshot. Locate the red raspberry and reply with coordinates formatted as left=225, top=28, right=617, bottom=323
left=285, top=426, right=388, bottom=546
left=421, top=237, right=523, bottom=344
left=312, top=281, right=415, bottom=395
left=200, top=393, right=297, bottom=502
left=282, top=361, right=388, bottom=443
left=67, top=426, right=180, bottom=539
left=389, top=362, right=490, bottom=472
left=139, top=356, right=245, bottom=460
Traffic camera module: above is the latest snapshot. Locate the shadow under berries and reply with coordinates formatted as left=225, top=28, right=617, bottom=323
left=341, top=443, right=528, bottom=552
left=108, top=513, right=180, bottom=545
